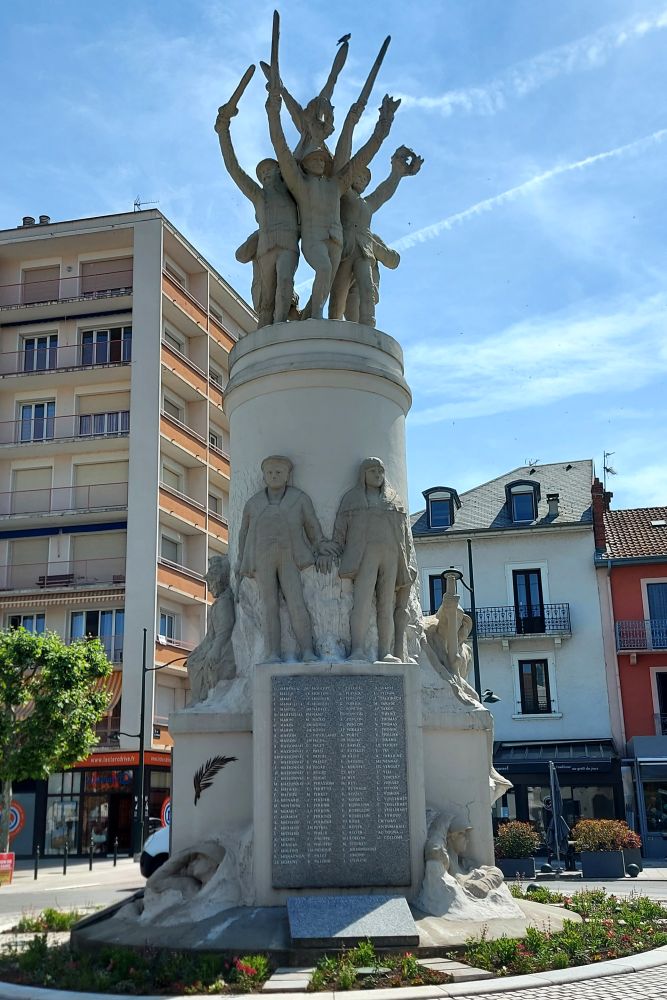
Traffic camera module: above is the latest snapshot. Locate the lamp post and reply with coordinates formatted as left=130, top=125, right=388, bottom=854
left=130, top=628, right=188, bottom=857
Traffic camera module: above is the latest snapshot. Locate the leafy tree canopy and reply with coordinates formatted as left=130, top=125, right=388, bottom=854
left=0, top=628, right=112, bottom=851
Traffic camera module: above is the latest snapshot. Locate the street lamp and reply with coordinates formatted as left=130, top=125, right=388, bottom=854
left=129, top=628, right=188, bottom=856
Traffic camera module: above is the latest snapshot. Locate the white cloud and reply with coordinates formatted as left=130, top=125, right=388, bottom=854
left=397, top=8, right=667, bottom=116
left=406, top=293, right=667, bottom=425
left=394, top=129, right=667, bottom=251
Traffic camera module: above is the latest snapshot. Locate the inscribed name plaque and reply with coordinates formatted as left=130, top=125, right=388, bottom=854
left=272, top=674, right=411, bottom=888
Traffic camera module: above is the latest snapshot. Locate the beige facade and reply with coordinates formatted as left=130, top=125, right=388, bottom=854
left=0, top=210, right=254, bottom=852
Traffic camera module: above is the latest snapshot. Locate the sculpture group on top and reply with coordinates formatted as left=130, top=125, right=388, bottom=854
left=215, top=11, right=422, bottom=329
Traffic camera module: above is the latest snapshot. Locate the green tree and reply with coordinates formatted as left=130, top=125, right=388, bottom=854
left=0, top=628, right=112, bottom=853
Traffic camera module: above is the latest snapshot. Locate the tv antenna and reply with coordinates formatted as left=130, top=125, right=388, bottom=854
left=133, top=196, right=160, bottom=212
left=603, top=450, right=617, bottom=490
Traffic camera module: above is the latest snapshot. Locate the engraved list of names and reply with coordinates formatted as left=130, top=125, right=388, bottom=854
left=271, top=674, right=411, bottom=888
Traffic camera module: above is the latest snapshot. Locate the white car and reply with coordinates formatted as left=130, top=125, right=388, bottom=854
left=139, top=825, right=170, bottom=878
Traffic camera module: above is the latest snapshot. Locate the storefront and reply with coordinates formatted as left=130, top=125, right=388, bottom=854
left=8, top=750, right=171, bottom=858
left=492, top=740, right=624, bottom=841
left=627, top=736, right=667, bottom=859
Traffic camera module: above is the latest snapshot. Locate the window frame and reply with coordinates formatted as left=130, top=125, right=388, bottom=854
left=18, top=400, right=56, bottom=442
left=22, top=333, right=58, bottom=372
left=8, top=612, right=46, bottom=633
left=512, top=652, right=559, bottom=716
left=158, top=607, right=181, bottom=641
left=160, top=533, right=182, bottom=566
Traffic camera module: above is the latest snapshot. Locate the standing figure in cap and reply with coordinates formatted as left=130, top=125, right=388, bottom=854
left=215, top=68, right=299, bottom=328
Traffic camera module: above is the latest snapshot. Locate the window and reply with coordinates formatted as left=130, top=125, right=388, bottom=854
left=163, top=329, right=185, bottom=355
left=209, top=301, right=224, bottom=324
left=518, top=658, right=552, bottom=714
left=505, top=479, right=541, bottom=523
left=161, top=464, right=184, bottom=493
left=159, top=609, right=181, bottom=641
left=513, top=569, right=545, bottom=634
left=209, top=366, right=225, bottom=387
left=647, top=582, right=667, bottom=649
left=422, top=487, right=460, bottom=529
left=428, top=574, right=444, bottom=614
left=80, top=257, right=132, bottom=296
left=208, top=492, right=224, bottom=516
left=162, top=396, right=184, bottom=422
left=209, top=430, right=220, bottom=450
left=78, top=410, right=129, bottom=437
left=81, top=327, right=132, bottom=366
left=164, top=260, right=186, bottom=288
left=19, top=401, right=55, bottom=442
left=23, top=334, right=58, bottom=372
left=21, top=265, right=60, bottom=305
left=9, top=612, right=45, bottom=633
left=160, top=535, right=181, bottom=565
left=71, top=609, right=124, bottom=662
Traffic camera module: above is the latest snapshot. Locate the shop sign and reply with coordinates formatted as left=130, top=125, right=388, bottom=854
left=0, top=801, right=26, bottom=842
left=160, top=797, right=171, bottom=827
left=0, top=853, right=14, bottom=886
left=85, top=769, right=134, bottom=791
left=76, top=750, right=170, bottom=768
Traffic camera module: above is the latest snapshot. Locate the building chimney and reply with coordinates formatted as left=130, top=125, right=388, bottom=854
left=546, top=492, right=560, bottom=517
left=38, top=215, right=50, bottom=225
left=21, top=216, right=36, bottom=227
left=591, top=476, right=612, bottom=551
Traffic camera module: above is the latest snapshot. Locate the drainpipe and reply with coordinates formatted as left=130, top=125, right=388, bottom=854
left=606, top=559, right=626, bottom=747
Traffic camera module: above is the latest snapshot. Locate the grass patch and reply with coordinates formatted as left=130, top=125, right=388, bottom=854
left=308, top=940, right=451, bottom=991
left=460, top=888, right=667, bottom=976
left=0, top=939, right=271, bottom=995
left=13, top=908, right=89, bottom=933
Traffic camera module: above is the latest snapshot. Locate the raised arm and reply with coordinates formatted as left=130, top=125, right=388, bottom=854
left=332, top=100, right=364, bottom=173
left=365, top=145, right=424, bottom=215
left=337, top=95, right=401, bottom=192
left=215, top=107, right=261, bottom=205
left=265, top=89, right=302, bottom=197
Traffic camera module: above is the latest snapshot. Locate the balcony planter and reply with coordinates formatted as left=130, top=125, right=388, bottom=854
left=496, top=857, right=537, bottom=879
left=580, top=850, right=626, bottom=879
left=623, top=847, right=643, bottom=872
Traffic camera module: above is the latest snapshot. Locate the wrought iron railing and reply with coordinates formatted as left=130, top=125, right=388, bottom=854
left=470, top=603, right=571, bottom=638
left=616, top=619, right=667, bottom=651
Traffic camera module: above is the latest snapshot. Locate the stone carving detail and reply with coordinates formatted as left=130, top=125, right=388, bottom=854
left=187, top=555, right=237, bottom=704
left=215, top=13, right=419, bottom=327
left=416, top=810, right=512, bottom=918
left=332, top=458, right=417, bottom=662
left=146, top=840, right=226, bottom=901
left=237, top=456, right=336, bottom=662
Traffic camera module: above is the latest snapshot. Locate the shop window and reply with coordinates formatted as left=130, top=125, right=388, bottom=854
left=644, top=783, right=667, bottom=832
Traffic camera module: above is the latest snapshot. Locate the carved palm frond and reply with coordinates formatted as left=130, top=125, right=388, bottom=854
left=193, top=754, right=237, bottom=805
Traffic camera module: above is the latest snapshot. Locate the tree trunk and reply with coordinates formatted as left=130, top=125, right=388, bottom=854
left=0, top=778, right=13, bottom=854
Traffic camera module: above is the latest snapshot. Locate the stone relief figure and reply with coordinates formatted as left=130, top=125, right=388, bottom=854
left=266, top=21, right=400, bottom=321
left=328, top=147, right=423, bottom=326
left=332, top=457, right=416, bottom=662
left=215, top=65, right=299, bottom=328
left=343, top=232, right=400, bottom=323
left=146, top=840, right=226, bottom=901
left=237, top=456, right=336, bottom=662
left=416, top=811, right=506, bottom=916
left=187, top=555, right=236, bottom=705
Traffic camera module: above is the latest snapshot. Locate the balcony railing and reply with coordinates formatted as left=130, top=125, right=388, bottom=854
left=0, top=342, right=131, bottom=375
left=616, top=619, right=667, bottom=651
left=0, top=411, right=130, bottom=445
left=1, top=557, right=126, bottom=591
left=470, top=603, right=571, bottom=638
left=654, top=713, right=667, bottom=736
left=98, top=634, right=124, bottom=663
left=0, top=482, right=128, bottom=517
left=0, top=270, right=132, bottom=310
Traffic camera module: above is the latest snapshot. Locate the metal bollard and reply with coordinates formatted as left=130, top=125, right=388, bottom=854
left=89, top=834, right=94, bottom=871
left=63, top=842, right=68, bottom=876
left=34, top=845, right=40, bottom=880
left=113, top=836, right=118, bottom=867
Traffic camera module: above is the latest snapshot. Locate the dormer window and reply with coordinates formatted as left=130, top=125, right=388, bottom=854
left=505, top=480, right=541, bottom=523
left=422, top=486, right=461, bottom=529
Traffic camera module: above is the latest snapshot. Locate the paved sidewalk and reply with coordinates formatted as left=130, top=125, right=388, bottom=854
left=466, top=964, right=667, bottom=999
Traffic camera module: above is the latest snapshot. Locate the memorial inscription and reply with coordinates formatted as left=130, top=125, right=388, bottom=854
left=272, top=674, right=411, bottom=888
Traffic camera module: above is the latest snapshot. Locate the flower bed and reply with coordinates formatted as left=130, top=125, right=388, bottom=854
left=307, top=941, right=451, bottom=991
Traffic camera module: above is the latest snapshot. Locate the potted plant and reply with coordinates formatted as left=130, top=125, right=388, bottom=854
left=571, top=819, right=626, bottom=878
left=617, top=822, right=642, bottom=872
left=494, top=821, right=540, bottom=879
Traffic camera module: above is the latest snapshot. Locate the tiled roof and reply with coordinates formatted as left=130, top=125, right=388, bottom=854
left=603, top=507, right=667, bottom=559
left=411, top=459, right=593, bottom=536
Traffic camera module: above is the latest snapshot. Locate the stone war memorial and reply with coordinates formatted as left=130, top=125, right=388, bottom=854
left=75, top=11, right=571, bottom=956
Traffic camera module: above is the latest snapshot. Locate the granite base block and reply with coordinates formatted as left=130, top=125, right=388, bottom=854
left=287, top=895, right=419, bottom=948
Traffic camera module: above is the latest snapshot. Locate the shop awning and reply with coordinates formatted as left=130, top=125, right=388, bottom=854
left=14, top=670, right=122, bottom=722
left=493, top=740, right=618, bottom=775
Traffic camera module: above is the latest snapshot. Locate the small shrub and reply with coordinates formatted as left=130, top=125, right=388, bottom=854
left=571, top=819, right=638, bottom=852
left=494, top=821, right=540, bottom=859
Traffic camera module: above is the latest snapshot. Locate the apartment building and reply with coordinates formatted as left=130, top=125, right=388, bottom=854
left=0, top=210, right=254, bottom=857
left=411, top=461, right=624, bottom=839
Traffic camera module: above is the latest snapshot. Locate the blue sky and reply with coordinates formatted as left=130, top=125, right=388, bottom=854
left=1, top=1, right=666, bottom=512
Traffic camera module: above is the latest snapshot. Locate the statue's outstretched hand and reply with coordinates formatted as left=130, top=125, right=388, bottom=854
left=214, top=103, right=237, bottom=133
left=391, top=145, right=424, bottom=177
left=378, top=94, right=401, bottom=133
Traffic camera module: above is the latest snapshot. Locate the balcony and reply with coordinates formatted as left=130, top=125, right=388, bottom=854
left=0, top=411, right=130, bottom=447
left=208, top=442, right=230, bottom=479
left=0, top=482, right=128, bottom=519
left=471, top=603, right=572, bottom=639
left=0, top=270, right=132, bottom=319
left=159, top=484, right=207, bottom=531
left=616, top=619, right=667, bottom=652
left=160, top=411, right=207, bottom=462
left=0, top=342, right=131, bottom=376
left=161, top=341, right=208, bottom=396
left=98, top=634, right=124, bottom=663
left=162, top=272, right=208, bottom=329
left=157, top=559, right=207, bottom=602
left=208, top=315, right=235, bottom=352
left=1, top=557, right=126, bottom=592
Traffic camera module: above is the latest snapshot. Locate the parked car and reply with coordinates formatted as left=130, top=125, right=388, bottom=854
left=139, top=825, right=170, bottom=878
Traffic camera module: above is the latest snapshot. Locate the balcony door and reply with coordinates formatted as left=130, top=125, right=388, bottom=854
left=647, top=582, right=667, bottom=649
left=657, top=672, right=667, bottom=735
left=513, top=569, right=545, bottom=634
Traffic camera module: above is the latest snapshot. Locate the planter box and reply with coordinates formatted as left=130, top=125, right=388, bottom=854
left=623, top=847, right=643, bottom=872
left=580, top=850, right=626, bottom=878
left=496, top=857, right=536, bottom=879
